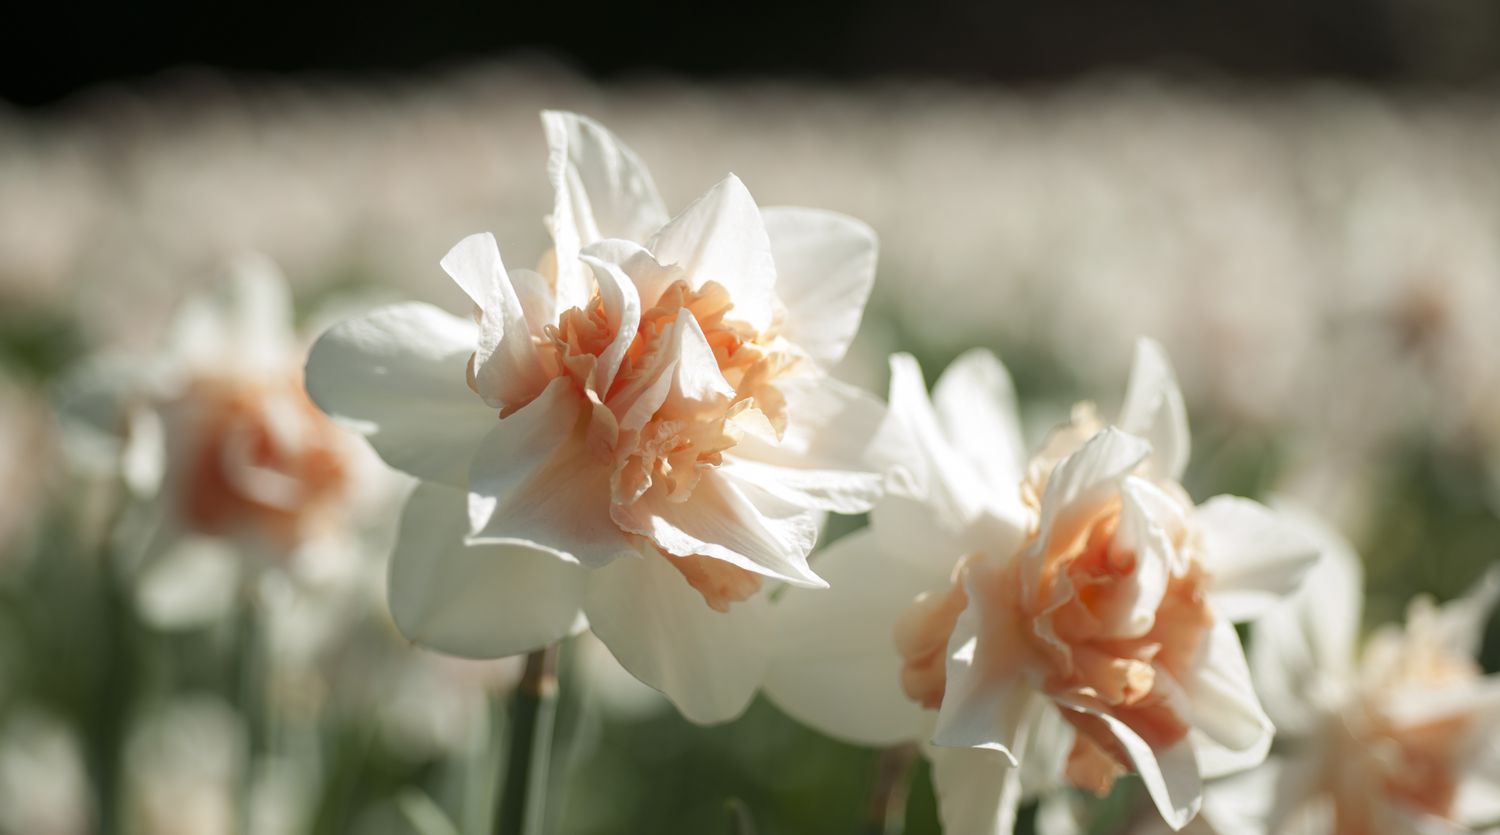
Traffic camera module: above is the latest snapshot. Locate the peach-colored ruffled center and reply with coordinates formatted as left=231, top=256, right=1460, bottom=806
left=894, top=495, right=1212, bottom=797
left=493, top=279, right=796, bottom=611
left=178, top=373, right=350, bottom=549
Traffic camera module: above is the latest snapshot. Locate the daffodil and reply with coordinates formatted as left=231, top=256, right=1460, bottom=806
left=57, top=257, right=382, bottom=627
left=1188, top=521, right=1500, bottom=835
left=305, top=112, right=893, bottom=723
left=765, top=340, right=1318, bottom=832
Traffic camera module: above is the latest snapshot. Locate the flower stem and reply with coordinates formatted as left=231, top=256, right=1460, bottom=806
left=864, top=743, right=917, bottom=835
left=495, top=644, right=560, bottom=835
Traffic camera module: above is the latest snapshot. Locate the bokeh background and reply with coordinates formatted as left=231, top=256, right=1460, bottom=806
left=3, top=3, right=1500, bottom=833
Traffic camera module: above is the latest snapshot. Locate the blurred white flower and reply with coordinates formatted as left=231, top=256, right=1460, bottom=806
left=56, top=256, right=395, bottom=629
left=766, top=340, right=1318, bottom=833
left=124, top=696, right=246, bottom=835
left=0, top=708, right=93, bottom=835
left=307, top=112, right=894, bottom=723
left=1189, top=520, right=1500, bottom=835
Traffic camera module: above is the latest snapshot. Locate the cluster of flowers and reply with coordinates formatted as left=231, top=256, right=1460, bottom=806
left=23, top=104, right=1498, bottom=834
left=287, top=113, right=1498, bottom=834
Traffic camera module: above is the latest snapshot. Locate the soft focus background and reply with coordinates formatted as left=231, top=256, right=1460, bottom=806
left=3, top=4, right=1500, bottom=833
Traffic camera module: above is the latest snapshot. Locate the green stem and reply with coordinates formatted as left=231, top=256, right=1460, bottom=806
left=863, top=743, right=917, bottom=835
left=494, top=644, right=560, bottom=835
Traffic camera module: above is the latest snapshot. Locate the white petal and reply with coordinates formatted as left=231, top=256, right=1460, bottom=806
left=927, top=733, right=1031, bottom=835
left=1029, top=428, right=1152, bottom=591
left=440, top=232, right=549, bottom=409
left=731, top=375, right=904, bottom=472
left=1248, top=516, right=1363, bottom=733
left=541, top=111, right=668, bottom=293
left=576, top=252, right=643, bottom=393
left=468, top=437, right=638, bottom=568
left=611, top=468, right=824, bottom=588
left=508, top=268, right=557, bottom=341
left=1186, top=620, right=1274, bottom=778
left=647, top=174, right=777, bottom=332
left=1117, top=337, right=1191, bottom=482
left=581, top=237, right=689, bottom=311
left=761, top=206, right=877, bottom=367
left=466, top=377, right=584, bottom=528
left=1109, top=476, right=1178, bottom=638
left=168, top=254, right=295, bottom=374
left=932, top=348, right=1028, bottom=503
left=873, top=354, right=1029, bottom=575
left=1434, top=564, right=1500, bottom=660
left=1195, top=757, right=1305, bottom=835
left=582, top=546, right=769, bottom=724
left=931, top=553, right=1038, bottom=759
left=390, top=482, right=586, bottom=658
left=725, top=375, right=899, bottom=514
left=762, top=529, right=936, bottom=747
left=1055, top=695, right=1204, bottom=830
left=304, top=303, right=494, bottom=487
left=1196, top=497, right=1320, bottom=622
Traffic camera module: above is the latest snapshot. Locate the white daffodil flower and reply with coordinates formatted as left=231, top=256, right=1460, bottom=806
left=1185, top=521, right=1500, bottom=835
left=305, top=112, right=894, bottom=724
left=765, top=339, right=1319, bottom=833
left=56, top=257, right=383, bottom=627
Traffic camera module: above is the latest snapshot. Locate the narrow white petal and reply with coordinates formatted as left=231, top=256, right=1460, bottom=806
left=581, top=237, right=689, bottom=311
left=931, top=554, right=1037, bottom=758
left=1055, top=695, right=1204, bottom=830
left=762, top=529, right=936, bottom=746
left=927, top=734, right=1031, bottom=835
left=1117, top=337, right=1191, bottom=482
left=761, top=206, right=877, bottom=367
left=583, top=547, right=769, bottom=725
left=1186, top=620, right=1274, bottom=778
left=389, top=482, right=586, bottom=659
left=304, top=303, right=493, bottom=486
left=611, top=469, right=824, bottom=588
left=647, top=174, right=778, bottom=332
left=441, top=232, right=550, bottom=409
left=468, top=438, right=638, bottom=568
left=932, top=348, right=1029, bottom=503
left=1196, top=497, right=1320, bottom=622
left=576, top=252, right=643, bottom=393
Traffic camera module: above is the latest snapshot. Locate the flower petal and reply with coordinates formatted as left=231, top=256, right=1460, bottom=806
left=1248, top=516, right=1363, bottom=734
left=761, top=206, right=877, bottom=367
left=466, top=377, right=585, bottom=528
left=726, top=375, right=901, bottom=514
left=647, top=174, right=777, bottom=332
left=468, top=436, right=638, bottom=568
left=932, top=348, right=1028, bottom=504
left=1433, top=564, right=1500, bottom=660
left=441, top=232, right=550, bottom=410
left=1195, top=497, right=1319, bottom=623
left=390, top=482, right=586, bottom=659
left=576, top=251, right=643, bottom=393
left=1056, top=695, right=1204, bottom=830
left=542, top=112, right=669, bottom=311
left=931, top=554, right=1038, bottom=759
left=1117, top=337, right=1191, bottom=482
left=762, top=529, right=937, bottom=746
left=304, top=303, right=493, bottom=487
left=611, top=468, right=824, bottom=588
left=927, top=732, right=1031, bottom=835
left=1186, top=619, right=1274, bottom=779
left=167, top=254, right=296, bottom=375
left=582, top=546, right=769, bottom=725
